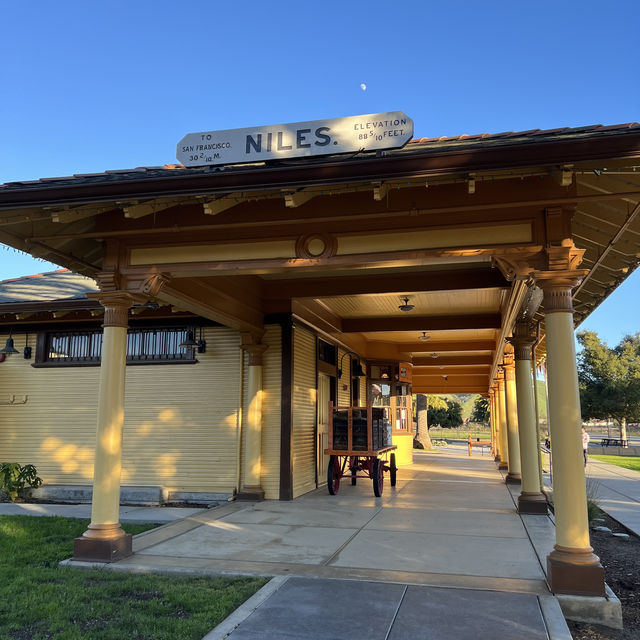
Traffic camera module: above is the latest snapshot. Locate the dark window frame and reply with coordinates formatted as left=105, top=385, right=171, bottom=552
left=32, top=326, right=196, bottom=367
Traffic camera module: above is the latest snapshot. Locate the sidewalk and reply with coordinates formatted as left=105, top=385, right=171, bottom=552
left=0, top=501, right=205, bottom=523
left=58, top=446, right=574, bottom=639
left=586, top=457, right=640, bottom=536
left=9, top=447, right=624, bottom=638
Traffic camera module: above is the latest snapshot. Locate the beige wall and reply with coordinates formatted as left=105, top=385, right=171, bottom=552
left=0, top=326, right=262, bottom=496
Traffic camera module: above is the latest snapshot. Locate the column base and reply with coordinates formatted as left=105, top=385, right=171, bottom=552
left=505, top=472, right=521, bottom=485
left=236, top=485, right=265, bottom=501
left=518, top=492, right=548, bottom=514
left=73, top=524, right=132, bottom=563
left=547, top=547, right=606, bottom=597
left=494, top=454, right=501, bottom=462
left=498, top=461, right=508, bottom=470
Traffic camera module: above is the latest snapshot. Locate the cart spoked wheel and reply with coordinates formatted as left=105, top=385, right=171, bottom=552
left=373, top=458, right=384, bottom=497
left=351, top=457, right=359, bottom=485
left=327, top=455, right=341, bottom=495
left=389, top=453, right=397, bottom=487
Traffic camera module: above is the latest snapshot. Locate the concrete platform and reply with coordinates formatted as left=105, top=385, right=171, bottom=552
left=203, top=577, right=570, bottom=640
left=44, top=445, right=635, bottom=637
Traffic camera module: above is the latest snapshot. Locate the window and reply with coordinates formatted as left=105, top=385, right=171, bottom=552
left=36, top=327, right=196, bottom=366
left=318, top=339, right=337, bottom=366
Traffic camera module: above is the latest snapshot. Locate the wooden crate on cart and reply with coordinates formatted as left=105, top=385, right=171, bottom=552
left=325, top=402, right=397, bottom=497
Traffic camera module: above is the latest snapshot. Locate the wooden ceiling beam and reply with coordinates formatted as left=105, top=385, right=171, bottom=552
left=413, top=385, right=488, bottom=394
left=413, top=374, right=488, bottom=383
left=49, top=203, right=118, bottom=223
left=413, top=355, right=493, bottom=366
left=262, top=269, right=508, bottom=300
left=202, top=195, right=242, bottom=216
left=283, top=189, right=315, bottom=208
left=396, top=339, right=496, bottom=352
left=342, top=313, right=501, bottom=333
left=156, top=280, right=263, bottom=334
left=122, top=199, right=179, bottom=219
left=412, top=365, right=490, bottom=375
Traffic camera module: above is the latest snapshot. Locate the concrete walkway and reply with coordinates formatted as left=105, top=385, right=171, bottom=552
left=586, top=456, right=640, bottom=536
left=54, top=445, right=573, bottom=639
left=0, top=501, right=204, bottom=523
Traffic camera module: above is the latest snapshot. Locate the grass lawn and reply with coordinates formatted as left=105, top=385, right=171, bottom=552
left=590, top=454, right=640, bottom=473
left=0, top=515, right=267, bottom=640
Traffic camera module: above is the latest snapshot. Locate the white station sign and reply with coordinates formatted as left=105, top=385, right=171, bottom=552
left=176, top=112, right=413, bottom=167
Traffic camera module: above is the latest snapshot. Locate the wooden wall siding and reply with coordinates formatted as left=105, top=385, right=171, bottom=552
left=0, top=327, right=244, bottom=494
left=239, top=324, right=282, bottom=500
left=292, top=325, right=317, bottom=498
left=337, top=348, right=351, bottom=407
left=360, top=376, right=367, bottom=408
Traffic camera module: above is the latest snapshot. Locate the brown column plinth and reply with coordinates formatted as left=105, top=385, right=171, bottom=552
left=505, top=475, right=521, bottom=485
left=547, top=548, right=605, bottom=597
left=236, top=486, right=265, bottom=501
left=517, top=492, right=548, bottom=514
left=73, top=523, right=132, bottom=562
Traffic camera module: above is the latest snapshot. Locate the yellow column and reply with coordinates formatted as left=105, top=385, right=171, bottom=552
left=74, top=293, right=134, bottom=562
left=491, top=383, right=501, bottom=462
left=503, top=350, right=522, bottom=484
left=496, top=370, right=508, bottom=470
left=489, top=387, right=498, bottom=460
left=510, top=322, right=547, bottom=513
left=238, top=333, right=267, bottom=501
left=535, top=272, right=604, bottom=596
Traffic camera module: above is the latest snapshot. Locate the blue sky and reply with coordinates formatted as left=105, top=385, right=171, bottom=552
left=1, top=0, right=639, bottom=343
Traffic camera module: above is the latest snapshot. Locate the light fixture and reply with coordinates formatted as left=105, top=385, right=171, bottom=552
left=23, top=332, right=32, bottom=360
left=418, top=332, right=430, bottom=342
left=338, top=351, right=366, bottom=379
left=430, top=353, right=439, bottom=359
left=0, top=330, right=19, bottom=356
left=197, top=326, right=207, bottom=353
left=398, top=296, right=414, bottom=313
left=178, top=329, right=198, bottom=350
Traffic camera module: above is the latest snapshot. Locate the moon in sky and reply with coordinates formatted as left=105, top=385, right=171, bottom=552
left=360, top=83, right=367, bottom=91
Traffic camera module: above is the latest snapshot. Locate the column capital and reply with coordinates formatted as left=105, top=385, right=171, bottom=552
left=240, top=332, right=268, bottom=366
left=87, top=291, right=139, bottom=328
left=508, top=321, right=537, bottom=361
left=502, top=345, right=515, bottom=372
left=531, top=269, right=589, bottom=314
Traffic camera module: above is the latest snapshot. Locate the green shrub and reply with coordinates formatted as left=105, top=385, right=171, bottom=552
left=0, top=463, right=43, bottom=502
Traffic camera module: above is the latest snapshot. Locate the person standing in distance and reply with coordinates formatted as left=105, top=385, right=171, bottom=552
left=581, top=427, right=590, bottom=467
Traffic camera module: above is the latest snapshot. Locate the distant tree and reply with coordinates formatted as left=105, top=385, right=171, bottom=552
left=577, top=331, right=640, bottom=441
left=428, top=398, right=464, bottom=429
left=414, top=394, right=447, bottom=448
left=471, top=397, right=490, bottom=424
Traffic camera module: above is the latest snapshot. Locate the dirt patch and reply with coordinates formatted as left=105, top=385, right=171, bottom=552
left=568, top=511, right=640, bottom=639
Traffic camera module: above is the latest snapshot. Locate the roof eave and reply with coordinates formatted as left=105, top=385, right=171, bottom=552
left=2, top=129, right=640, bottom=211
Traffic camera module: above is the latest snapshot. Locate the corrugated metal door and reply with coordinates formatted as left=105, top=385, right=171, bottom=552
left=292, top=326, right=317, bottom=498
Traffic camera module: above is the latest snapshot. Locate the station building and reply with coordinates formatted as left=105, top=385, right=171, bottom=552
left=1, top=120, right=639, bottom=597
